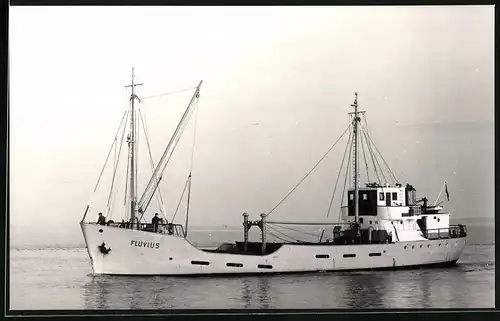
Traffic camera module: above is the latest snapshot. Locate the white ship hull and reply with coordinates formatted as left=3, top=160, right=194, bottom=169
left=81, top=222, right=466, bottom=276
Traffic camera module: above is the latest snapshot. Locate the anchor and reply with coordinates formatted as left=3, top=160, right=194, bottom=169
left=98, top=242, right=112, bottom=254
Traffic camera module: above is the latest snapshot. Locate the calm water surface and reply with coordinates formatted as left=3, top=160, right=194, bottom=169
left=9, top=229, right=494, bottom=310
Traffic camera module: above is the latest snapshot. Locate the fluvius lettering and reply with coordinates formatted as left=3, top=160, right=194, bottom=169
left=130, top=240, right=160, bottom=249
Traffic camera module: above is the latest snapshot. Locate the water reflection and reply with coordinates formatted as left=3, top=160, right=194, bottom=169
left=341, top=272, right=386, bottom=309
left=241, top=277, right=252, bottom=309
left=257, top=277, right=272, bottom=309
left=81, top=262, right=493, bottom=310
left=417, top=272, right=432, bottom=308
left=239, top=276, right=273, bottom=309
left=82, top=276, right=111, bottom=310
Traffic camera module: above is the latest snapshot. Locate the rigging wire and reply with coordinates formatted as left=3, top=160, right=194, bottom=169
left=140, top=87, right=197, bottom=100
left=326, top=126, right=352, bottom=218
left=185, top=173, right=192, bottom=238
left=267, top=123, right=353, bottom=216
left=81, top=110, right=128, bottom=222
left=110, top=130, right=117, bottom=216
left=171, top=174, right=191, bottom=223
left=189, top=99, right=200, bottom=174
left=184, top=99, right=200, bottom=236
left=138, top=90, right=197, bottom=208
left=138, top=108, right=168, bottom=222
left=123, top=114, right=131, bottom=220
left=105, top=113, right=128, bottom=220
left=359, top=127, right=371, bottom=183
left=138, top=85, right=201, bottom=213
left=360, top=124, right=383, bottom=185
left=360, top=120, right=398, bottom=184
left=361, top=116, right=394, bottom=182
left=265, top=228, right=293, bottom=243
left=361, top=127, right=388, bottom=186
left=139, top=99, right=198, bottom=214
left=135, top=109, right=139, bottom=216
left=266, top=224, right=301, bottom=243
left=337, top=132, right=354, bottom=223
left=267, top=223, right=323, bottom=238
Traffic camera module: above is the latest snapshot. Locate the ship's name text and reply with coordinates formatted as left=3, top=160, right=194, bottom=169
left=130, top=240, right=160, bottom=249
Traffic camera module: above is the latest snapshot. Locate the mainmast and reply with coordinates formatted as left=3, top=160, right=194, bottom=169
left=125, top=68, right=142, bottom=229
left=350, top=92, right=364, bottom=225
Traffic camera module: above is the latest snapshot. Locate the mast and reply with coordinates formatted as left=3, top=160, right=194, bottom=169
left=350, top=92, right=362, bottom=224
left=125, top=68, right=143, bottom=229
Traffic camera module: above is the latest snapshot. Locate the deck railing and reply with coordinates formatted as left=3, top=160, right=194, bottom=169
left=423, top=225, right=467, bottom=239
left=90, top=221, right=185, bottom=237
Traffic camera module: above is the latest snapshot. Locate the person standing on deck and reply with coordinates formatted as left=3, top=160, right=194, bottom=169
left=152, top=213, right=160, bottom=233
left=97, top=213, right=106, bottom=225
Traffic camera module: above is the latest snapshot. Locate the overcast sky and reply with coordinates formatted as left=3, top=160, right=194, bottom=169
left=9, top=6, right=494, bottom=228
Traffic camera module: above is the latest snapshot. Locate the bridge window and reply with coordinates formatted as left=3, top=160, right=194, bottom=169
left=315, top=254, right=330, bottom=259
left=362, top=193, right=368, bottom=200
left=379, top=193, right=384, bottom=200
left=257, top=264, right=273, bottom=269
left=369, top=253, right=382, bottom=257
left=392, top=192, right=398, bottom=200
left=343, top=254, right=356, bottom=258
left=191, top=261, right=210, bottom=266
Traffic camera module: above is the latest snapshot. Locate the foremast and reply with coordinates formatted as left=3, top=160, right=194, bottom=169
left=125, top=68, right=143, bottom=229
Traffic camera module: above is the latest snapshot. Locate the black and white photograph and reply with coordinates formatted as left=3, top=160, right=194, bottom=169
left=8, top=5, right=494, bottom=311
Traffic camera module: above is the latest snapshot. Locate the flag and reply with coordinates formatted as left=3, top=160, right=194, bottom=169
left=445, top=181, right=450, bottom=201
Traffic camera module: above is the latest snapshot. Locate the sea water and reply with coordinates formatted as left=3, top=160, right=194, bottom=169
left=9, top=225, right=494, bottom=310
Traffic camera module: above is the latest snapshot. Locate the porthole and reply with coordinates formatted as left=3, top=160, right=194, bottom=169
left=412, top=245, right=415, bottom=249
left=439, top=243, right=442, bottom=247
left=369, top=221, right=373, bottom=224
left=420, top=245, right=422, bottom=248
left=400, top=221, right=403, bottom=224
left=404, top=246, right=407, bottom=250
left=434, top=216, right=437, bottom=219
left=169, top=257, right=173, bottom=260
left=383, top=250, right=386, bottom=253
left=427, top=244, right=430, bottom=248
